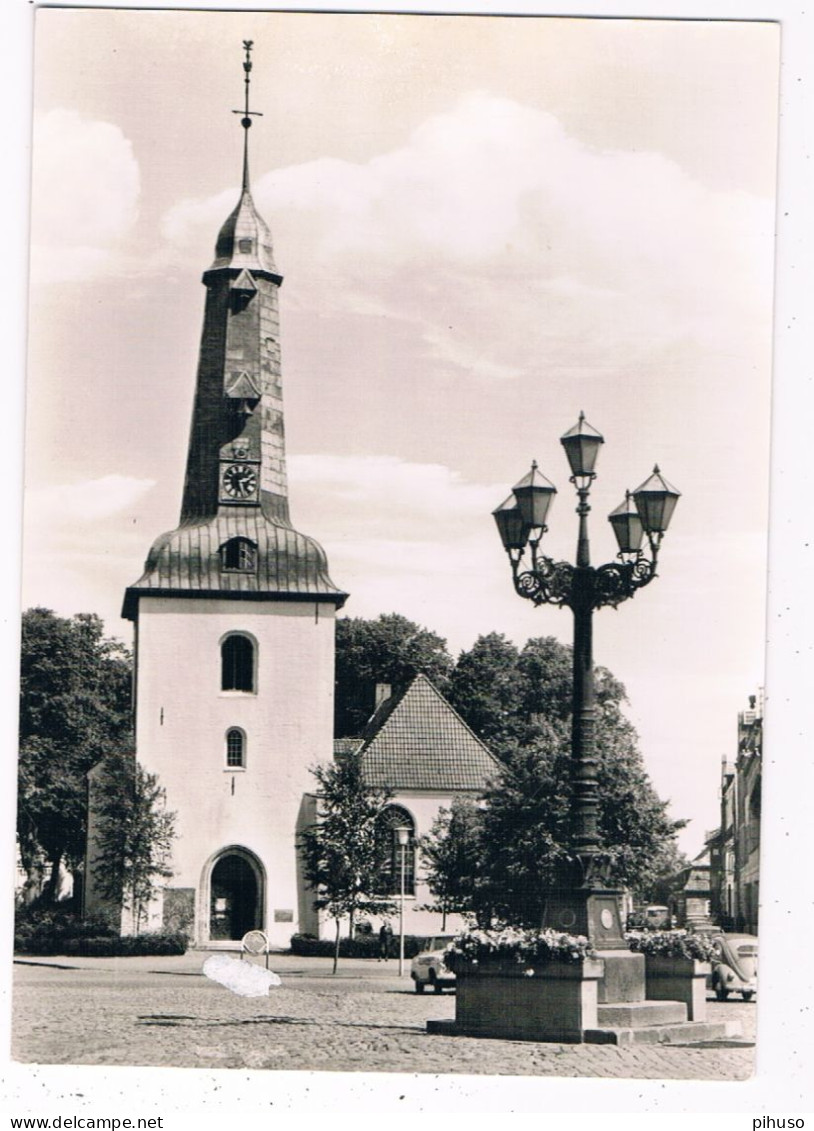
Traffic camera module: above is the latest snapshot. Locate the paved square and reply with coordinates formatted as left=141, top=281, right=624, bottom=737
left=12, top=954, right=756, bottom=1079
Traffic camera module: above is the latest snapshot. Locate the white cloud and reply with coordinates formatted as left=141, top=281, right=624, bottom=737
left=26, top=475, right=155, bottom=525
left=30, top=109, right=141, bottom=285
left=161, top=92, right=774, bottom=387
left=290, top=453, right=500, bottom=539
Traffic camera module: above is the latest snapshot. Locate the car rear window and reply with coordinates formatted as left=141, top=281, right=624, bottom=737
left=736, top=944, right=757, bottom=956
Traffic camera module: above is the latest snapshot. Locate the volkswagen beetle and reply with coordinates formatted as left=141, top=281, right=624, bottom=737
left=711, top=933, right=758, bottom=1001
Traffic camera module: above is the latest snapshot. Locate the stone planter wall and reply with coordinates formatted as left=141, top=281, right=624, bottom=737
left=454, top=958, right=605, bottom=1043
left=643, top=955, right=710, bottom=1021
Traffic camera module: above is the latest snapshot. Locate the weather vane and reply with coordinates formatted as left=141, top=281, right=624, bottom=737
left=232, top=41, right=263, bottom=189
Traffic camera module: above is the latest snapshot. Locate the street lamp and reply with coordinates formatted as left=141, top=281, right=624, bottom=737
left=394, top=825, right=410, bottom=976
left=492, top=413, right=680, bottom=947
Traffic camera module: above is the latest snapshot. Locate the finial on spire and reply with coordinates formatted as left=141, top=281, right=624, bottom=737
left=232, top=40, right=263, bottom=191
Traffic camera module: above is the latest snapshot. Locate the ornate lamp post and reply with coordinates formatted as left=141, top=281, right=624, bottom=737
left=493, top=413, right=680, bottom=948
left=394, top=825, right=410, bottom=975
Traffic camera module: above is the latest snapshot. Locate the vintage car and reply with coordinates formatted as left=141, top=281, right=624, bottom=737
left=410, top=935, right=457, bottom=994
left=711, top=933, right=758, bottom=1001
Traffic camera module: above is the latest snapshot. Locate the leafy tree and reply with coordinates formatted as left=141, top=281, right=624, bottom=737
left=428, top=634, right=687, bottom=926
left=90, top=753, right=176, bottom=934
left=446, top=633, right=523, bottom=751
left=334, top=613, right=454, bottom=737
left=299, top=753, right=397, bottom=972
left=17, top=609, right=133, bottom=902
left=420, top=797, right=493, bottom=928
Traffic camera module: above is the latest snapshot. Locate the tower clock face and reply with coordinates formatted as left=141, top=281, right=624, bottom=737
left=222, top=463, right=258, bottom=501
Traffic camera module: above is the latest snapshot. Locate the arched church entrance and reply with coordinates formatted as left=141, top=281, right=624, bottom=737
left=208, top=849, right=263, bottom=940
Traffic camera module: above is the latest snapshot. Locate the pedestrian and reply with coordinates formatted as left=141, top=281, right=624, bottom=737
left=378, top=922, right=393, bottom=961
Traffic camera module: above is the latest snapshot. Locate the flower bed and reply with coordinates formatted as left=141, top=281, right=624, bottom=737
left=625, top=929, right=716, bottom=962
left=626, top=930, right=712, bottom=1021
left=444, top=927, right=595, bottom=975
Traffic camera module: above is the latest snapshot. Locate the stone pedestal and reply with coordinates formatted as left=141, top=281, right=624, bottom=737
left=644, top=956, right=710, bottom=1021
left=596, top=950, right=645, bottom=1003
left=431, top=958, right=605, bottom=1043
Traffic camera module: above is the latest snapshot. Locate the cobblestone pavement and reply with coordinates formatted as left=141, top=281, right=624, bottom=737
left=12, top=954, right=756, bottom=1079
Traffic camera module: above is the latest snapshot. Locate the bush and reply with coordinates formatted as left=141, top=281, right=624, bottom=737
left=14, top=906, right=117, bottom=955
left=289, top=933, right=428, bottom=959
left=14, top=906, right=188, bottom=957
left=61, top=933, right=188, bottom=957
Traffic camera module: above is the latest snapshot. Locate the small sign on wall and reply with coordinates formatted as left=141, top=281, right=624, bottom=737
left=274, top=909, right=293, bottom=922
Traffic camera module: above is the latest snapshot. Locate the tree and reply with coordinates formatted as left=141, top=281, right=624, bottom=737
left=446, top=633, right=523, bottom=752
left=427, top=633, right=687, bottom=926
left=90, top=753, right=176, bottom=934
left=334, top=613, right=454, bottom=737
left=17, top=609, right=133, bottom=903
left=420, top=797, right=492, bottom=928
left=299, top=753, right=397, bottom=972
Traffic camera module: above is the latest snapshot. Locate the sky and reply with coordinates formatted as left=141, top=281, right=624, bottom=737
left=20, top=9, right=780, bottom=858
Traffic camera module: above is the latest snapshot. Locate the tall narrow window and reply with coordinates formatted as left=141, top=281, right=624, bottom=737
left=226, top=728, right=246, bottom=768
left=376, top=805, right=416, bottom=896
left=221, top=634, right=255, bottom=692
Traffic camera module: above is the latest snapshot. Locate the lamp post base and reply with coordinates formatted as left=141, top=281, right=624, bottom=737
left=543, top=859, right=628, bottom=951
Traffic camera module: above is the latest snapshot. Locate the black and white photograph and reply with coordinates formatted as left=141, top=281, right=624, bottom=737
left=4, top=0, right=813, bottom=1118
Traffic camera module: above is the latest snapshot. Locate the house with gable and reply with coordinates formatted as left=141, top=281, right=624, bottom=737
left=337, top=674, right=502, bottom=937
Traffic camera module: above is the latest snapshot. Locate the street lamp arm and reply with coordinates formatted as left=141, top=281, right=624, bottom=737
left=511, top=548, right=658, bottom=611
left=512, top=551, right=575, bottom=607
left=592, top=550, right=658, bottom=610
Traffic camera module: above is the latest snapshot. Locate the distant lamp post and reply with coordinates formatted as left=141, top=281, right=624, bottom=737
left=492, top=413, right=680, bottom=945
left=394, top=825, right=410, bottom=975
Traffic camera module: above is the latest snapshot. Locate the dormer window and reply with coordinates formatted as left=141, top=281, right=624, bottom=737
left=238, top=238, right=253, bottom=254
left=220, top=537, right=257, bottom=573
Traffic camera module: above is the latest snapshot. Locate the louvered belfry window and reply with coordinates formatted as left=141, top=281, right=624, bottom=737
left=220, top=538, right=257, bottom=572
left=221, top=634, right=255, bottom=692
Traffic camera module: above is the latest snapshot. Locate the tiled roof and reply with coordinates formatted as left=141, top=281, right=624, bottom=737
left=122, top=510, right=346, bottom=619
left=358, top=674, right=501, bottom=792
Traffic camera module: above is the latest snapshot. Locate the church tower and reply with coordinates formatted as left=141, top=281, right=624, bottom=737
left=117, top=44, right=346, bottom=947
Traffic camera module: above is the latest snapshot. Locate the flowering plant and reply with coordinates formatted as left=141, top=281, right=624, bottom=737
left=443, top=927, right=595, bottom=974
left=626, top=929, right=716, bottom=962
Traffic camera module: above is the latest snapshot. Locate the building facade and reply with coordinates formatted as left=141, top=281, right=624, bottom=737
left=706, top=692, right=762, bottom=934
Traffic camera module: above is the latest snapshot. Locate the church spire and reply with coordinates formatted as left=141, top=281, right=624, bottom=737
left=123, top=43, right=346, bottom=620
left=233, top=40, right=262, bottom=193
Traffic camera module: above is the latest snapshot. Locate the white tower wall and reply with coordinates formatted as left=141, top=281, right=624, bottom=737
left=135, top=596, right=336, bottom=948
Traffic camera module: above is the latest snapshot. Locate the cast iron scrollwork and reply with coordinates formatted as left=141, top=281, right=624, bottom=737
left=512, top=555, right=575, bottom=606
left=592, top=553, right=657, bottom=609
left=512, top=550, right=657, bottom=611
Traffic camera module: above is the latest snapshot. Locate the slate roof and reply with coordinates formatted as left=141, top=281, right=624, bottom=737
left=357, top=674, right=501, bottom=792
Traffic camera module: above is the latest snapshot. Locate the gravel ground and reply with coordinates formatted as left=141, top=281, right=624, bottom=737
left=12, top=953, right=756, bottom=1079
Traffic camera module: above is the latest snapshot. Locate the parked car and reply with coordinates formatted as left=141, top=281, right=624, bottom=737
left=410, top=935, right=457, bottom=994
left=710, top=933, right=758, bottom=1001
left=643, top=905, right=672, bottom=929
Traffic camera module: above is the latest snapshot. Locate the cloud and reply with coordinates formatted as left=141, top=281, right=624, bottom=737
left=25, top=475, right=155, bottom=525
left=289, top=453, right=500, bottom=540
left=30, top=110, right=141, bottom=285
left=162, top=92, right=774, bottom=386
